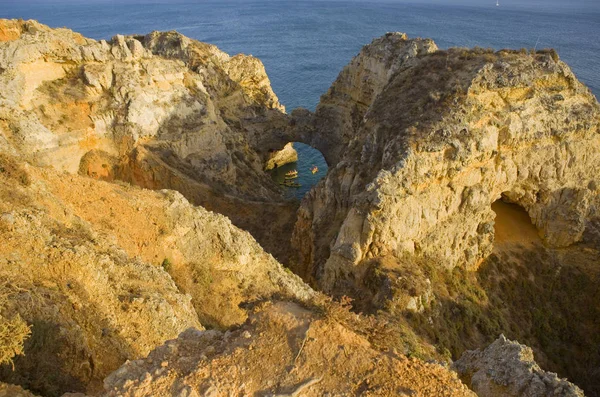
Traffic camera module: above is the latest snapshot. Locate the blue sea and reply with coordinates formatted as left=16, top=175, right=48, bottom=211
left=3, top=0, right=599, bottom=198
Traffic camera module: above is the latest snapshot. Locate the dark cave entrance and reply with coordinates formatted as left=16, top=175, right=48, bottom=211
left=491, top=195, right=541, bottom=245
left=270, top=142, right=328, bottom=200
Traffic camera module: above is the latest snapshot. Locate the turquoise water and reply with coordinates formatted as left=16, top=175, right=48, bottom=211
left=270, top=143, right=328, bottom=200
left=3, top=0, right=599, bottom=197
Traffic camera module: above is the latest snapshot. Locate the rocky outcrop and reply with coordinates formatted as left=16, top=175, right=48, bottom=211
left=0, top=19, right=295, bottom=261
left=453, top=335, right=585, bottom=397
left=296, top=33, right=438, bottom=166
left=264, top=142, right=298, bottom=170
left=102, top=301, right=475, bottom=397
left=291, top=35, right=600, bottom=296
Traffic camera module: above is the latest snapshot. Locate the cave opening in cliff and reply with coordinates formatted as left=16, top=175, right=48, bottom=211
left=491, top=196, right=541, bottom=245
left=268, top=142, right=328, bottom=200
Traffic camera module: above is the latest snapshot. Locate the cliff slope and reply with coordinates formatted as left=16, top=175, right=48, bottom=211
left=0, top=153, right=312, bottom=396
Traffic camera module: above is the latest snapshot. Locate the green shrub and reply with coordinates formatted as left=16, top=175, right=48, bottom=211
left=161, top=258, right=172, bottom=272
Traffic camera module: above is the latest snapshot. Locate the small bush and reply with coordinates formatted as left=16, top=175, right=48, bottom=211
left=537, top=48, right=560, bottom=62
left=161, top=258, right=172, bottom=272
left=0, top=283, right=32, bottom=368
left=0, top=314, right=31, bottom=368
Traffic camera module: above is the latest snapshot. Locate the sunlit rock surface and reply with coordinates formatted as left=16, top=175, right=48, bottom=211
left=291, top=33, right=600, bottom=293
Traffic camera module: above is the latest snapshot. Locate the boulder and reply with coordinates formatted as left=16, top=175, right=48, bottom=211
left=453, top=335, right=585, bottom=397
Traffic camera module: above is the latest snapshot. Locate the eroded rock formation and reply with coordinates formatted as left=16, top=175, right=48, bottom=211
left=0, top=19, right=296, bottom=262
left=291, top=33, right=600, bottom=295
left=286, top=34, right=600, bottom=395
left=1, top=19, right=598, bottom=397
left=295, top=33, right=438, bottom=166
left=264, top=142, right=298, bottom=170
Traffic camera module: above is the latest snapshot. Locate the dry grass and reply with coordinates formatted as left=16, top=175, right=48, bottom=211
left=0, top=315, right=30, bottom=368
left=306, top=294, right=438, bottom=362
left=0, top=281, right=32, bottom=368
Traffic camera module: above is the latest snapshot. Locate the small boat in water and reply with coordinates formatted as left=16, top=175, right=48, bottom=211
left=280, top=181, right=301, bottom=188
left=285, top=170, right=298, bottom=177
left=310, top=165, right=318, bottom=174
left=284, top=174, right=298, bottom=180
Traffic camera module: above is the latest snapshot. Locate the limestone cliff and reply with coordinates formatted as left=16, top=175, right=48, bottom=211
left=291, top=34, right=600, bottom=293
left=2, top=20, right=599, bottom=397
left=0, top=20, right=284, bottom=181
left=288, top=33, right=600, bottom=396
left=296, top=33, right=438, bottom=165
left=0, top=19, right=295, bottom=261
